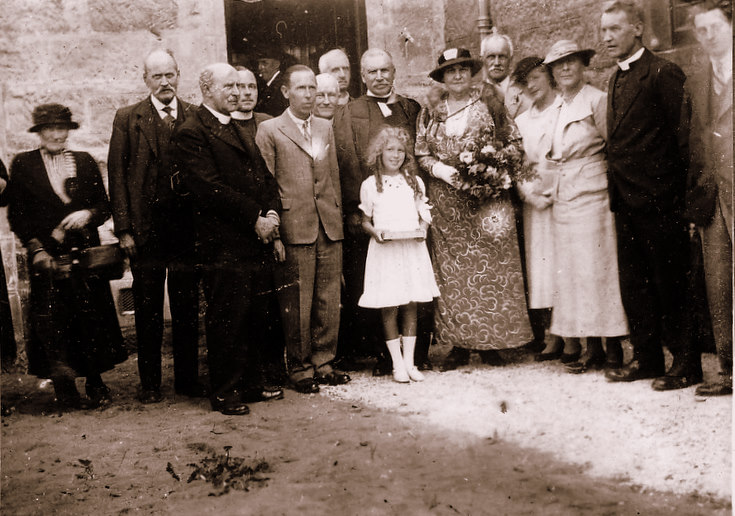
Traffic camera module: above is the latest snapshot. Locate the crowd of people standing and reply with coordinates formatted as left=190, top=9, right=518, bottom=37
left=1, top=0, right=731, bottom=416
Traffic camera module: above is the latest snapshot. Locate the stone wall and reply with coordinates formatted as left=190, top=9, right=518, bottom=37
left=364, top=0, right=703, bottom=101
left=0, top=0, right=227, bottom=350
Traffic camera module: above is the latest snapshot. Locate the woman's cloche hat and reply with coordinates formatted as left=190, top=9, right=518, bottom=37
left=28, top=103, right=80, bottom=133
left=429, top=48, right=483, bottom=82
left=543, top=40, right=596, bottom=67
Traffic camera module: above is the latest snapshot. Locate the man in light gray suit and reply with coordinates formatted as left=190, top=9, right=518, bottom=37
left=256, top=65, right=350, bottom=393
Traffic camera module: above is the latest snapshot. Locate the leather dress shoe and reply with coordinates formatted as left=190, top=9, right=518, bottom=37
left=605, top=360, right=664, bottom=382
left=416, top=357, right=434, bottom=371
left=652, top=356, right=703, bottom=391
left=566, top=352, right=606, bottom=374
left=478, top=349, right=505, bottom=366
left=372, top=356, right=393, bottom=377
left=315, top=371, right=351, bottom=385
left=441, top=347, right=471, bottom=371
left=175, top=383, right=209, bottom=398
left=560, top=349, right=582, bottom=364
left=211, top=391, right=250, bottom=415
left=291, top=378, right=320, bottom=394
left=138, top=389, right=163, bottom=404
left=651, top=373, right=702, bottom=391
left=86, top=383, right=112, bottom=407
left=695, top=378, right=733, bottom=396
left=534, top=349, right=562, bottom=362
left=521, top=340, right=546, bottom=353
left=241, top=386, right=284, bottom=403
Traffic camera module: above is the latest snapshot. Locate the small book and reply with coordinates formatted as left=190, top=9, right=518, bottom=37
left=380, top=228, right=427, bottom=241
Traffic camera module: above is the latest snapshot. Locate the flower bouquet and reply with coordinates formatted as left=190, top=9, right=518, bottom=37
left=446, top=126, right=533, bottom=203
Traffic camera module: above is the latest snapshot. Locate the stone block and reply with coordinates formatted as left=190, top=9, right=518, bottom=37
left=0, top=0, right=71, bottom=34
left=88, top=0, right=178, bottom=34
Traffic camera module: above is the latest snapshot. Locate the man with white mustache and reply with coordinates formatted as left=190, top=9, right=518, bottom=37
left=108, top=49, right=203, bottom=405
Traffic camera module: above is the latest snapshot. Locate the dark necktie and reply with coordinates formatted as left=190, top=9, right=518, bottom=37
left=162, top=106, right=175, bottom=130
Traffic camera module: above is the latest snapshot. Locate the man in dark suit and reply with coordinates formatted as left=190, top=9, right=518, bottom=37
left=256, top=65, right=349, bottom=394
left=255, top=47, right=290, bottom=117
left=685, top=1, right=732, bottom=396
left=172, top=63, right=283, bottom=415
left=332, top=49, right=431, bottom=375
left=231, top=66, right=286, bottom=390
left=600, top=1, right=700, bottom=389
left=108, top=49, right=202, bottom=403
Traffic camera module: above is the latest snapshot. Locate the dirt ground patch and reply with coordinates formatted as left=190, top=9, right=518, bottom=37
left=1, top=342, right=731, bottom=515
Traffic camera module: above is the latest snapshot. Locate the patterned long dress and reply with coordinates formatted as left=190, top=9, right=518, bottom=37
left=415, top=93, right=532, bottom=350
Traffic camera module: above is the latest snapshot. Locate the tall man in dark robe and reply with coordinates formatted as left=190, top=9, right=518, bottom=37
left=173, top=63, right=283, bottom=415
left=600, top=1, right=700, bottom=390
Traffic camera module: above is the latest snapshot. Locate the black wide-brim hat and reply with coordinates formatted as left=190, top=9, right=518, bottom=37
left=429, top=48, right=483, bottom=83
left=28, top=103, right=80, bottom=132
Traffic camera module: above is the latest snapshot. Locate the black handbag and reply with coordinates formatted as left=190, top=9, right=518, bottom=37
left=75, top=244, right=125, bottom=280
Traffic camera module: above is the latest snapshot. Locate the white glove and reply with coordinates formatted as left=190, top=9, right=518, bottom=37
left=526, top=192, right=552, bottom=210
left=431, top=162, right=459, bottom=187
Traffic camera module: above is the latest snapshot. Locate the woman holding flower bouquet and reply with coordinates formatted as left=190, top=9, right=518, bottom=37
left=416, top=48, right=533, bottom=370
left=540, top=40, right=628, bottom=372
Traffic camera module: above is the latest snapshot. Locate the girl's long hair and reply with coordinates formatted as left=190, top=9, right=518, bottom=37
left=365, top=126, right=422, bottom=197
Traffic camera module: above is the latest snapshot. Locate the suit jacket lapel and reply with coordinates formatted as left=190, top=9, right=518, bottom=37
left=198, top=105, right=247, bottom=153
left=714, top=72, right=733, bottom=123
left=277, top=114, right=314, bottom=158
left=133, top=99, right=160, bottom=157
left=609, top=50, right=651, bottom=137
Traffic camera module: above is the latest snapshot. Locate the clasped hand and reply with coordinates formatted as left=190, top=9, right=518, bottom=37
left=59, top=209, right=92, bottom=230
left=255, top=216, right=279, bottom=244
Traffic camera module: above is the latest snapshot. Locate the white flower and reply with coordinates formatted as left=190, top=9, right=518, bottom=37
left=469, top=163, right=486, bottom=175
left=502, top=173, right=512, bottom=189
left=486, top=165, right=498, bottom=177
left=480, top=144, right=496, bottom=155
left=459, top=151, right=474, bottom=164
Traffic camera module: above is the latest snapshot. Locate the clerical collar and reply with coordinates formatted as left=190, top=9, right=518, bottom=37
left=203, top=103, right=231, bottom=125
left=150, top=95, right=178, bottom=119
left=267, top=69, right=281, bottom=87
left=286, top=107, right=311, bottom=127
left=617, top=47, right=645, bottom=71
left=367, top=89, right=395, bottom=102
left=231, top=110, right=254, bottom=120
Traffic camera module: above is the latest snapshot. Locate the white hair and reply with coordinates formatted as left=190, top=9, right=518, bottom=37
left=480, top=30, right=514, bottom=58
left=318, top=48, right=349, bottom=73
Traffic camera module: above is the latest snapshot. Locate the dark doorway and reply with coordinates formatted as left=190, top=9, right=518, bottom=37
left=225, top=0, right=368, bottom=98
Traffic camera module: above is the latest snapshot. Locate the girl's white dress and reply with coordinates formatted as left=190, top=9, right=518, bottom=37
left=358, top=174, right=439, bottom=309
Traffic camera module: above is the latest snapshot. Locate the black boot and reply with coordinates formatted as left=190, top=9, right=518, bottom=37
left=604, top=337, right=624, bottom=370
left=440, top=347, right=471, bottom=371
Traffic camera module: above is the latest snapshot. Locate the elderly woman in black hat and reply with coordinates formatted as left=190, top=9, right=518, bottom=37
left=538, top=41, right=628, bottom=372
left=7, top=103, right=126, bottom=409
left=416, top=48, right=532, bottom=370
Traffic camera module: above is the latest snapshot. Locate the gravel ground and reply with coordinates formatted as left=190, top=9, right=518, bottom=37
left=322, top=350, right=731, bottom=501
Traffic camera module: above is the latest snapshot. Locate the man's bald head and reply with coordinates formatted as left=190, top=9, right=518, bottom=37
left=199, top=63, right=240, bottom=115
left=143, top=49, right=180, bottom=104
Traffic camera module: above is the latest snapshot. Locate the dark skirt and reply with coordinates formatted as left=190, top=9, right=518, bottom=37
left=27, top=271, right=126, bottom=379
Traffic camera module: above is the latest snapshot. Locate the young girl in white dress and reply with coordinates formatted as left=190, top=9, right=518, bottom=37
left=358, top=127, right=440, bottom=383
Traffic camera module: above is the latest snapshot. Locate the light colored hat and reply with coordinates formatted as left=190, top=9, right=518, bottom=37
left=543, top=40, right=595, bottom=66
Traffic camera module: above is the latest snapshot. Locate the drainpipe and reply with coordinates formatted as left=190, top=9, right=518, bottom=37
left=477, top=0, right=493, bottom=37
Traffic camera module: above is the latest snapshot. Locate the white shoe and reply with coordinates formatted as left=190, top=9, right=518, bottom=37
left=393, top=367, right=410, bottom=383
left=406, top=366, right=425, bottom=381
